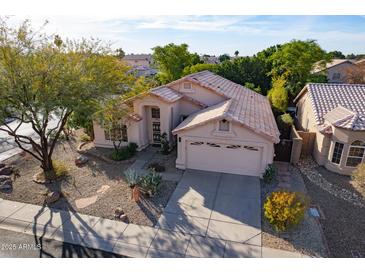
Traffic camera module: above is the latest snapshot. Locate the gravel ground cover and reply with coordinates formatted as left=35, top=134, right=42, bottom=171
left=261, top=164, right=328, bottom=258
left=0, top=134, right=178, bottom=227
left=298, top=158, right=365, bottom=257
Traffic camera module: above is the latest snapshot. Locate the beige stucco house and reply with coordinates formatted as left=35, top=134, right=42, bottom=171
left=294, top=83, right=365, bottom=175
left=312, top=59, right=357, bottom=83
left=94, top=71, right=279, bottom=177
left=122, top=54, right=153, bottom=68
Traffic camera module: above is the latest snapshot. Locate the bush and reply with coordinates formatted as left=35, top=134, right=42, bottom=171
left=276, top=113, right=294, bottom=139
left=124, top=169, right=140, bottom=188
left=44, top=160, right=68, bottom=180
left=160, top=133, right=170, bottom=155
left=263, top=164, right=277, bottom=184
left=267, top=77, right=288, bottom=114
left=264, top=191, right=309, bottom=232
left=352, top=163, right=365, bottom=189
left=110, top=142, right=138, bottom=161
left=148, top=162, right=166, bottom=172
left=80, top=133, right=92, bottom=142
left=139, top=169, right=162, bottom=195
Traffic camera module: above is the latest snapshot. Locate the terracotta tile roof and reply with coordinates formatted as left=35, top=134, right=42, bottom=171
left=301, top=83, right=365, bottom=130
left=171, top=71, right=280, bottom=143
left=172, top=100, right=231, bottom=133
left=150, top=86, right=183, bottom=103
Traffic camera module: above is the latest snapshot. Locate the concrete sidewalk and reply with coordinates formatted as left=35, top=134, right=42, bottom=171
left=0, top=198, right=309, bottom=258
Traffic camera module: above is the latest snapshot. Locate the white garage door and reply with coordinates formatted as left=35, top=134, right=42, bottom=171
left=186, top=140, right=262, bottom=176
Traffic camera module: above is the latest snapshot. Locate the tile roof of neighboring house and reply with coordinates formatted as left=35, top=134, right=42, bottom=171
left=150, top=86, right=183, bottom=103
left=123, top=54, right=152, bottom=61
left=171, top=71, right=280, bottom=143
left=295, top=83, right=365, bottom=131
left=312, top=59, right=355, bottom=73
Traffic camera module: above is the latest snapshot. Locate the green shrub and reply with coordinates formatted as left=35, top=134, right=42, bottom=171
left=148, top=162, right=166, bottom=172
left=110, top=142, right=138, bottom=161
left=44, top=160, right=69, bottom=180
left=140, top=169, right=162, bottom=195
left=264, top=191, right=309, bottom=232
left=80, top=133, right=92, bottom=142
left=263, top=164, right=277, bottom=184
left=160, top=133, right=170, bottom=155
left=124, top=169, right=140, bottom=188
left=277, top=113, right=294, bottom=139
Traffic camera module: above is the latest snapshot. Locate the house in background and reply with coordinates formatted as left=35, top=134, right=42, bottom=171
left=312, top=59, right=357, bottom=83
left=93, top=71, right=280, bottom=177
left=294, top=83, right=365, bottom=175
left=122, top=54, right=153, bottom=67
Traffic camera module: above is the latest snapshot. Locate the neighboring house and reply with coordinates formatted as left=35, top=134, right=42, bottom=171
left=312, top=59, right=357, bottom=83
left=127, top=66, right=157, bottom=78
left=94, top=70, right=280, bottom=177
left=294, top=83, right=365, bottom=175
left=201, top=55, right=220, bottom=64
left=122, top=54, right=153, bottom=67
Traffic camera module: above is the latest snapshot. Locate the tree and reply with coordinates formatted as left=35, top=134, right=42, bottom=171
left=0, top=19, right=132, bottom=176
left=234, top=50, right=239, bottom=57
left=182, top=63, right=219, bottom=75
left=328, top=50, right=345, bottom=59
left=267, top=77, right=288, bottom=114
left=152, top=43, right=201, bottom=84
left=344, top=62, right=365, bottom=84
left=270, top=39, right=328, bottom=98
left=217, top=56, right=272, bottom=95
left=115, top=47, right=125, bottom=59
left=218, top=53, right=230, bottom=62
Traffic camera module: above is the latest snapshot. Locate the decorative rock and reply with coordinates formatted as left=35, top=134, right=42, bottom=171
left=119, top=214, right=129, bottom=223
left=114, top=207, right=124, bottom=219
left=75, top=155, right=89, bottom=166
left=0, top=166, right=13, bottom=175
left=0, top=163, right=5, bottom=169
left=0, top=175, right=11, bottom=182
left=45, top=191, right=61, bottom=204
left=0, top=177, right=12, bottom=191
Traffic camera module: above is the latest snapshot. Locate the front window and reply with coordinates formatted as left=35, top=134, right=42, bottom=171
left=151, top=108, right=160, bottom=119
left=346, top=140, right=365, bottom=167
left=331, top=142, right=344, bottom=164
left=104, top=123, right=128, bottom=142
left=219, top=119, right=230, bottom=132
left=183, top=82, right=192, bottom=90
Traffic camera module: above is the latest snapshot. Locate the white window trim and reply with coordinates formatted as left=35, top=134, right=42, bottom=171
left=345, top=143, right=365, bottom=167
left=330, top=141, right=344, bottom=166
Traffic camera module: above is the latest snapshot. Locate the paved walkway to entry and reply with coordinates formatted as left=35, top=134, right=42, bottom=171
left=0, top=171, right=308, bottom=257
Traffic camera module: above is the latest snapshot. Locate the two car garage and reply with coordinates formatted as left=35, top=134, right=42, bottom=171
left=184, top=139, right=263, bottom=177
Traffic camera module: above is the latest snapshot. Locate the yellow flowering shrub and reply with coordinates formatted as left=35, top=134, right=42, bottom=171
left=264, top=191, right=309, bottom=232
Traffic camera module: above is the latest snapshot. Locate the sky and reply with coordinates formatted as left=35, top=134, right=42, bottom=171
left=7, top=15, right=365, bottom=56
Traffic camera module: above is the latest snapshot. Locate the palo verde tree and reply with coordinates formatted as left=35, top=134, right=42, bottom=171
left=0, top=19, right=131, bottom=176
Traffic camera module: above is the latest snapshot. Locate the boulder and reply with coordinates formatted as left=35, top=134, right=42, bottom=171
left=0, top=175, right=11, bottom=182
left=45, top=191, right=61, bottom=204
left=0, top=177, right=12, bottom=191
left=0, top=166, right=13, bottom=175
left=75, top=155, right=89, bottom=166
left=119, top=214, right=129, bottom=223
left=114, top=207, right=124, bottom=219
left=0, top=163, right=5, bottom=169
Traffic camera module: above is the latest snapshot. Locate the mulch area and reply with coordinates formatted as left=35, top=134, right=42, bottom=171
left=302, top=166, right=365, bottom=258
left=261, top=165, right=329, bottom=258
left=0, top=134, right=177, bottom=227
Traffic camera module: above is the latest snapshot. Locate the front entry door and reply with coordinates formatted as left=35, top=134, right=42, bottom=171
left=151, top=107, right=161, bottom=145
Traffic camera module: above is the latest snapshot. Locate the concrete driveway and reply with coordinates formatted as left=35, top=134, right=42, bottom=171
left=156, top=169, right=261, bottom=246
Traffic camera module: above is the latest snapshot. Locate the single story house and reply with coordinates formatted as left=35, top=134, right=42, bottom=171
left=294, top=83, right=365, bottom=175
left=94, top=70, right=280, bottom=177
